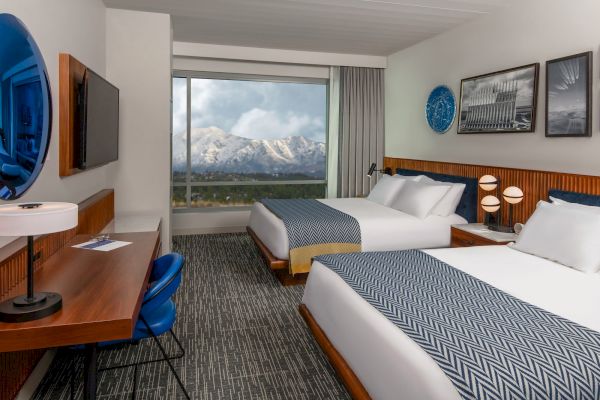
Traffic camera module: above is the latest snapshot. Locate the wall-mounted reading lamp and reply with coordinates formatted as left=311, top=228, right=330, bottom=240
left=367, top=163, right=392, bottom=178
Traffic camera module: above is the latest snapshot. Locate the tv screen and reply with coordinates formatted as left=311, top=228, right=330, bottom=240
left=78, top=68, right=119, bottom=169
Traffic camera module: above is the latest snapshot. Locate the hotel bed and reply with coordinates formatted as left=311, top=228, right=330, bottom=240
left=302, top=246, right=600, bottom=400
left=248, top=169, right=478, bottom=281
left=249, top=198, right=467, bottom=261
left=300, top=191, right=600, bottom=400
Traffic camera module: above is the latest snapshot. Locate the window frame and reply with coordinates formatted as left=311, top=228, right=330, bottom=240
left=171, top=70, right=330, bottom=212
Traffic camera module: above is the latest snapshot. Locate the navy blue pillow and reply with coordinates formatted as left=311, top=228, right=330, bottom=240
left=396, top=168, right=478, bottom=223
left=548, top=189, right=600, bottom=207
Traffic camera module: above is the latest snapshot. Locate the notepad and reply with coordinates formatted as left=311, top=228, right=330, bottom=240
left=73, top=239, right=131, bottom=252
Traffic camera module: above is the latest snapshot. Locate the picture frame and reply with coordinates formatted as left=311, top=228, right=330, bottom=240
left=545, top=51, right=592, bottom=138
left=457, top=63, right=539, bottom=134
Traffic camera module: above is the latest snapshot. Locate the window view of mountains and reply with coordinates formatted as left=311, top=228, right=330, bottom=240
left=171, top=77, right=328, bottom=208
left=171, top=127, right=327, bottom=207
left=172, top=127, right=326, bottom=179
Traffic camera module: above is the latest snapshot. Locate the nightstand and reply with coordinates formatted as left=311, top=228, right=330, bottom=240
left=451, top=223, right=518, bottom=248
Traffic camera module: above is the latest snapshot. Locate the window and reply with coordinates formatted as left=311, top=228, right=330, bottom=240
left=172, top=73, right=328, bottom=209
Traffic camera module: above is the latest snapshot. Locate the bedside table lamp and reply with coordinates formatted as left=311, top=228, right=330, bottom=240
left=481, top=195, right=501, bottom=213
left=478, top=175, right=499, bottom=192
left=479, top=175, right=500, bottom=228
left=503, top=186, right=524, bottom=232
left=0, top=202, right=78, bottom=322
left=481, top=195, right=500, bottom=230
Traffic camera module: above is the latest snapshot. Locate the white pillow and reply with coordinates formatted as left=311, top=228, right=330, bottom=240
left=510, top=201, right=600, bottom=273
left=367, top=175, right=408, bottom=207
left=432, top=183, right=465, bottom=216
left=415, top=175, right=434, bottom=183
left=417, top=175, right=465, bottom=216
left=393, top=174, right=423, bottom=182
left=391, top=180, right=452, bottom=219
left=550, top=196, right=600, bottom=213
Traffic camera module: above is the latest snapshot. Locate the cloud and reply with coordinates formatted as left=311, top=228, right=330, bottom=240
left=231, top=108, right=324, bottom=141
left=172, top=77, right=187, bottom=135
left=172, top=77, right=327, bottom=142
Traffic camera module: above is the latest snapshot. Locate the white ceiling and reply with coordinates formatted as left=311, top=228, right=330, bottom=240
left=103, top=0, right=507, bottom=56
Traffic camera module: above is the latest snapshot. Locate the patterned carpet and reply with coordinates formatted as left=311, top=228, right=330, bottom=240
left=33, top=233, right=350, bottom=399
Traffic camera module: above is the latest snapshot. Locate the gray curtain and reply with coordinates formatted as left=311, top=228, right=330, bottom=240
left=338, top=66, right=384, bottom=198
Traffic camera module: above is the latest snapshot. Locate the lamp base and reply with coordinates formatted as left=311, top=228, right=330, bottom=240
left=0, top=292, right=62, bottom=323
left=487, top=224, right=514, bottom=233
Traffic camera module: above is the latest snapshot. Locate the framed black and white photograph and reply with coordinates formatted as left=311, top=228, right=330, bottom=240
left=458, top=63, right=539, bottom=134
left=545, top=51, right=592, bottom=137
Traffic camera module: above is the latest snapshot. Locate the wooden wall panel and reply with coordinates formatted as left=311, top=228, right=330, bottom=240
left=384, top=157, right=600, bottom=225
left=0, top=189, right=114, bottom=400
left=77, top=189, right=115, bottom=235
left=58, top=53, right=87, bottom=177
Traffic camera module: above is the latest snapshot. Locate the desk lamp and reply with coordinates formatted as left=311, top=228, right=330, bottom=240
left=0, top=202, right=78, bottom=322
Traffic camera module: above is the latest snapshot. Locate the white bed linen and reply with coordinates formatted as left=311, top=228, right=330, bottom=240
left=302, top=245, right=600, bottom=400
left=248, top=198, right=466, bottom=260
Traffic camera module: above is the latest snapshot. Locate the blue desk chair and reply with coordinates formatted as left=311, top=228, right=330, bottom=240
left=70, top=253, right=190, bottom=399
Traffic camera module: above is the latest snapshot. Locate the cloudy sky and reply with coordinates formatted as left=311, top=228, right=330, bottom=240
left=172, top=77, right=327, bottom=142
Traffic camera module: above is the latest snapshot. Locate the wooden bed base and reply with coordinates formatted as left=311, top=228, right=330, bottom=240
left=246, top=226, right=307, bottom=286
left=299, top=304, right=371, bottom=400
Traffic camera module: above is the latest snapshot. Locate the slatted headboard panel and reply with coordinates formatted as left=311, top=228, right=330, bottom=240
left=384, top=157, right=600, bottom=225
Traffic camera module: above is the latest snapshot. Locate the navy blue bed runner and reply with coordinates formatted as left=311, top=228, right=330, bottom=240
left=314, top=250, right=600, bottom=400
left=260, top=199, right=361, bottom=274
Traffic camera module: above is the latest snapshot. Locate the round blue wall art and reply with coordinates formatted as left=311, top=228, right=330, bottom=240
left=425, top=85, right=456, bottom=133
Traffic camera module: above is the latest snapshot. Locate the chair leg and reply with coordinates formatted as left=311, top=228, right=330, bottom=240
left=140, top=316, right=191, bottom=400
left=169, top=329, right=186, bottom=361
left=99, top=334, right=184, bottom=372
left=70, top=354, right=75, bottom=400
left=132, top=363, right=138, bottom=400
left=71, top=327, right=186, bottom=399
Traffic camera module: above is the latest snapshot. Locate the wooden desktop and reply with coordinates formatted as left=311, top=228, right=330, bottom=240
left=0, top=231, right=160, bottom=399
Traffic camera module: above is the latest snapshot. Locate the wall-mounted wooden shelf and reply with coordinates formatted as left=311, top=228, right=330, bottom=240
left=58, top=53, right=86, bottom=177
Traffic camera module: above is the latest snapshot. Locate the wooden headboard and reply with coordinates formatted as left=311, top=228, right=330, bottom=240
left=384, top=157, right=600, bottom=225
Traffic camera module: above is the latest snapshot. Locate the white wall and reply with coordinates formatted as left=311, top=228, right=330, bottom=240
left=106, top=9, right=172, bottom=251
left=0, top=0, right=112, bottom=247
left=173, top=42, right=387, bottom=68
left=172, top=210, right=248, bottom=235
left=173, top=57, right=330, bottom=79
left=386, top=0, right=600, bottom=175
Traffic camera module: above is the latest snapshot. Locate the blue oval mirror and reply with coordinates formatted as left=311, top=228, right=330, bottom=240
left=0, top=14, right=51, bottom=200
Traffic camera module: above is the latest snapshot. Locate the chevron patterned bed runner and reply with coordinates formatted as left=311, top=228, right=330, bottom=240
left=261, top=199, right=361, bottom=275
left=314, top=250, right=600, bottom=400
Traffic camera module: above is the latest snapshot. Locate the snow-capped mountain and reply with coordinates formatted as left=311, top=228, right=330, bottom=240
left=172, top=127, right=326, bottom=177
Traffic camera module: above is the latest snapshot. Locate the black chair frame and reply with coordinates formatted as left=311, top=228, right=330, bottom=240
left=69, top=260, right=190, bottom=399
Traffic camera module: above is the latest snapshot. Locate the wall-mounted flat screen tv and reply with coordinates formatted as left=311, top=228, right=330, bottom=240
left=77, top=68, right=119, bottom=170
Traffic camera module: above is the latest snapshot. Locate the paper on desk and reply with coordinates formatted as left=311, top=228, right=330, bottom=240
left=73, top=239, right=132, bottom=252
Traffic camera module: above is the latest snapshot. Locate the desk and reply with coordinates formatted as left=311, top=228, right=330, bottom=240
left=0, top=231, right=160, bottom=399
left=101, top=214, right=161, bottom=234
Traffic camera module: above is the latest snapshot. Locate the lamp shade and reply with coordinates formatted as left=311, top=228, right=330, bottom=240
left=479, top=175, right=498, bottom=191
left=0, top=202, right=78, bottom=236
left=481, top=195, right=500, bottom=213
left=503, top=186, right=524, bottom=204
